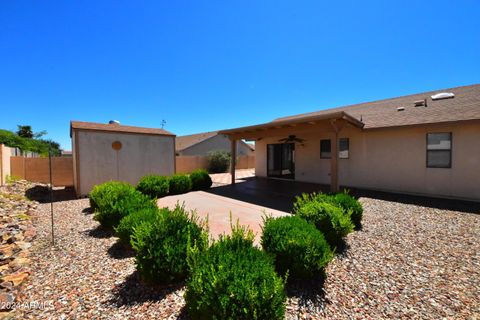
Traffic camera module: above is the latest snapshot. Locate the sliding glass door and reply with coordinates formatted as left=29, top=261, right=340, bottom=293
left=267, top=143, right=295, bottom=179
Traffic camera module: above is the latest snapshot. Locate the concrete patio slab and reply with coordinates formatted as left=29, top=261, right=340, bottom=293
left=157, top=190, right=289, bottom=244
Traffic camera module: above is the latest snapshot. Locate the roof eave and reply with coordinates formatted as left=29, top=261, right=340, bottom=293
left=219, top=111, right=364, bottom=136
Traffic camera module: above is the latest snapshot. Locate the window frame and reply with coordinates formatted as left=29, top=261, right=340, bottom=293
left=320, top=139, right=331, bottom=159
left=426, top=132, right=452, bottom=168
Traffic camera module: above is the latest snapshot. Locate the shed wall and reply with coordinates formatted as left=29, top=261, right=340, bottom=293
left=74, top=130, right=175, bottom=196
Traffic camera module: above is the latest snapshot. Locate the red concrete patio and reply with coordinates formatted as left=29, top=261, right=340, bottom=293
left=157, top=170, right=329, bottom=243
left=157, top=190, right=289, bottom=243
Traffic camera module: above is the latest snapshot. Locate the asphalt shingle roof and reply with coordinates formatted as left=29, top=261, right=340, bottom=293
left=70, top=121, right=175, bottom=136
left=175, top=131, right=219, bottom=151
left=274, top=84, right=480, bottom=129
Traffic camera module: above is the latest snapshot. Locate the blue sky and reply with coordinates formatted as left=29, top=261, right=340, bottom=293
left=1, top=1, right=479, bottom=149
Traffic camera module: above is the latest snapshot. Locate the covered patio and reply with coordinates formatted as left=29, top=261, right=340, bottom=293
left=219, top=111, right=365, bottom=192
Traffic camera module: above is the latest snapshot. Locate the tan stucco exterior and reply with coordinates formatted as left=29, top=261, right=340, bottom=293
left=0, top=144, right=11, bottom=185
left=72, top=130, right=175, bottom=196
left=254, top=121, right=480, bottom=201
left=178, top=134, right=254, bottom=156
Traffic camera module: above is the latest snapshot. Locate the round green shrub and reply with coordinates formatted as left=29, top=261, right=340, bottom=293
left=91, top=181, right=156, bottom=229
left=293, top=193, right=354, bottom=246
left=261, top=216, right=333, bottom=279
left=207, top=150, right=231, bottom=173
left=131, top=205, right=206, bottom=284
left=332, top=192, right=363, bottom=230
left=136, top=175, right=169, bottom=199
left=185, top=224, right=286, bottom=320
left=189, top=169, right=212, bottom=191
left=168, top=174, right=192, bottom=195
left=115, top=207, right=162, bottom=245
left=89, top=180, right=124, bottom=211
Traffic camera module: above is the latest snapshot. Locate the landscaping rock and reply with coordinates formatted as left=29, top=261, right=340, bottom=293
left=13, top=186, right=480, bottom=319
left=0, top=181, right=37, bottom=317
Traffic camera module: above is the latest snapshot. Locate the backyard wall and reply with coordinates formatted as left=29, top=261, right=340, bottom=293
left=73, top=130, right=175, bottom=196
left=10, top=156, right=74, bottom=186
left=255, top=121, right=480, bottom=201
left=0, top=144, right=12, bottom=185
left=176, top=155, right=255, bottom=174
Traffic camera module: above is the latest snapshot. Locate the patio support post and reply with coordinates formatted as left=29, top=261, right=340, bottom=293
left=330, top=120, right=339, bottom=192
left=230, top=138, right=236, bottom=185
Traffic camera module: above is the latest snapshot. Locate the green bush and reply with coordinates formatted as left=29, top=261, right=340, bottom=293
left=261, top=216, right=333, bottom=279
left=332, top=192, right=363, bottom=229
left=293, top=193, right=354, bottom=246
left=168, top=174, right=192, bottom=195
left=90, top=181, right=156, bottom=229
left=131, top=204, right=206, bottom=284
left=185, top=223, right=286, bottom=320
left=115, top=207, right=162, bottom=244
left=207, top=150, right=231, bottom=173
left=189, top=169, right=212, bottom=191
left=136, top=175, right=169, bottom=199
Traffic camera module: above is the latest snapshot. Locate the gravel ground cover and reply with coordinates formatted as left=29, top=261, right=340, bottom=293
left=15, top=190, right=480, bottom=319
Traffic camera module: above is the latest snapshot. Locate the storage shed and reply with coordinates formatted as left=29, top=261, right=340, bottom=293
left=70, top=121, right=176, bottom=197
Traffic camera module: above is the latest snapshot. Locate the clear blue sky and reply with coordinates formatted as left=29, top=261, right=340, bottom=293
left=1, top=1, right=479, bottom=149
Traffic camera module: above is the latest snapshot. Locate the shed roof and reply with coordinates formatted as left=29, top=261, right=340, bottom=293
left=70, top=121, right=175, bottom=137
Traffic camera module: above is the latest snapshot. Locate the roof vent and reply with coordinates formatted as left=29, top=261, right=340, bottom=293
left=397, top=106, right=405, bottom=112
left=431, top=92, right=455, bottom=101
left=109, top=120, right=120, bottom=125
left=414, top=99, right=427, bottom=107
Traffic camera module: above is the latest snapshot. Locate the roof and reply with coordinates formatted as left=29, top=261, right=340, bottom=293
left=274, top=84, right=480, bottom=129
left=220, top=84, right=480, bottom=135
left=70, top=121, right=175, bottom=137
left=220, top=111, right=364, bottom=135
left=176, top=131, right=219, bottom=151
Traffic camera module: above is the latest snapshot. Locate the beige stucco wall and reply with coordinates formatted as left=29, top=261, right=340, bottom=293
left=178, top=134, right=254, bottom=156
left=73, top=130, right=175, bottom=196
left=255, top=122, right=480, bottom=201
left=0, top=144, right=11, bottom=185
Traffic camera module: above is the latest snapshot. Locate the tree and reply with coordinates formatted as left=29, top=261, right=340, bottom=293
left=16, top=125, right=33, bottom=138
left=1, top=127, right=61, bottom=157
left=16, top=125, right=47, bottom=139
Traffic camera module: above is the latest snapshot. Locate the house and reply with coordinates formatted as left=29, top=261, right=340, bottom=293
left=175, top=131, right=254, bottom=156
left=220, top=84, right=480, bottom=201
left=71, top=121, right=176, bottom=196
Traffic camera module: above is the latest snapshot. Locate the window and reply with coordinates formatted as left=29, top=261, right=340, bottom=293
left=320, top=139, right=331, bottom=158
left=427, top=133, right=452, bottom=168
left=339, top=138, right=349, bottom=159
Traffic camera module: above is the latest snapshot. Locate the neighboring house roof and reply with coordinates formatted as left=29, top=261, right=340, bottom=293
left=175, top=131, right=219, bottom=152
left=274, top=84, right=480, bottom=129
left=70, top=121, right=175, bottom=137
left=220, top=84, right=480, bottom=135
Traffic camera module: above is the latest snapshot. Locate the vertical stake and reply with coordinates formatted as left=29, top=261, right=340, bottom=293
left=49, top=147, right=55, bottom=246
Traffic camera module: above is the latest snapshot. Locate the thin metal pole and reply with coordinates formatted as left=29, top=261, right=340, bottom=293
left=49, top=148, right=55, bottom=246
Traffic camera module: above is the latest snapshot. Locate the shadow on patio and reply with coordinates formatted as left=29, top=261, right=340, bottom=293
left=206, top=177, right=330, bottom=213
left=208, top=175, right=480, bottom=215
